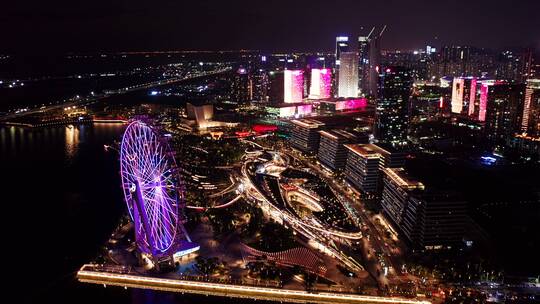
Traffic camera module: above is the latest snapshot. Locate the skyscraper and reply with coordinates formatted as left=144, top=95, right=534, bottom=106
left=484, top=83, right=526, bottom=144
left=230, top=67, right=251, bottom=104
left=251, top=69, right=269, bottom=102
left=358, top=35, right=370, bottom=95
left=367, top=27, right=385, bottom=97
left=284, top=70, right=304, bottom=103
left=428, top=46, right=495, bottom=79
left=374, top=66, right=414, bottom=146
left=309, top=68, right=332, bottom=99
left=335, top=36, right=350, bottom=66
left=522, top=79, right=540, bottom=136
left=478, top=80, right=495, bottom=122
left=338, top=52, right=359, bottom=98
left=451, top=77, right=477, bottom=115
left=267, top=71, right=284, bottom=104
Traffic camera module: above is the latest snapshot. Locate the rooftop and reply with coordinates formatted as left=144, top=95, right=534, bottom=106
left=319, top=129, right=359, bottom=141
left=383, top=167, right=425, bottom=190
left=290, top=118, right=325, bottom=128
left=344, top=143, right=390, bottom=159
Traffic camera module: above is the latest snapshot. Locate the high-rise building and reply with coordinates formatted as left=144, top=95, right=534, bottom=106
left=335, top=36, right=350, bottom=66
left=284, top=70, right=304, bottom=103
left=358, top=36, right=370, bottom=95
left=251, top=70, right=269, bottom=102
left=344, top=143, right=405, bottom=194
left=496, top=50, right=534, bottom=82
left=289, top=119, right=325, bottom=154
left=309, top=68, right=332, bottom=99
left=478, top=80, right=496, bottom=122
left=230, top=67, right=251, bottom=104
left=428, top=46, right=495, bottom=79
left=522, top=79, right=540, bottom=136
left=484, top=83, right=526, bottom=144
left=318, top=130, right=366, bottom=172
left=374, top=66, right=414, bottom=146
left=451, top=77, right=477, bottom=115
left=383, top=50, right=430, bottom=81
left=267, top=71, right=284, bottom=104
left=367, top=27, right=385, bottom=97
left=381, top=168, right=467, bottom=249
left=338, top=52, right=359, bottom=98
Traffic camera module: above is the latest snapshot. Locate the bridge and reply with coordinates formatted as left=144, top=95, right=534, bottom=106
left=77, top=264, right=431, bottom=304
left=0, top=67, right=231, bottom=122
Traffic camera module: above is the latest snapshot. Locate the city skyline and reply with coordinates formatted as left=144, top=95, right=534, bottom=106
left=2, top=2, right=539, bottom=303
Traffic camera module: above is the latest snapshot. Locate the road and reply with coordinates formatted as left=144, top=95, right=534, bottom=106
left=277, top=145, right=406, bottom=287
left=78, top=264, right=431, bottom=304
left=238, top=149, right=367, bottom=278
left=0, top=67, right=231, bottom=121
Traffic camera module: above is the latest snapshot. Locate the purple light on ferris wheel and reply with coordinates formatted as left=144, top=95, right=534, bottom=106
left=120, top=120, right=185, bottom=256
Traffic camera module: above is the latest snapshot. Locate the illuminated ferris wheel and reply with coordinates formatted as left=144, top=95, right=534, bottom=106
left=120, top=120, right=185, bottom=257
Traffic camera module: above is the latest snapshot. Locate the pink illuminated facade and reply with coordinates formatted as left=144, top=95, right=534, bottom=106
left=284, top=70, right=304, bottom=103
left=451, top=77, right=477, bottom=115
left=522, top=79, right=540, bottom=132
left=309, top=68, right=331, bottom=99
left=451, top=78, right=465, bottom=113
left=478, top=80, right=506, bottom=122
left=320, top=98, right=367, bottom=112
left=335, top=98, right=367, bottom=111
left=297, top=104, right=313, bottom=116
left=268, top=104, right=313, bottom=118
left=479, top=83, right=490, bottom=122
left=467, top=78, right=478, bottom=116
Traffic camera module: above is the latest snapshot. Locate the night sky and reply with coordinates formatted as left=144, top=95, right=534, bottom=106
left=1, top=0, right=539, bottom=53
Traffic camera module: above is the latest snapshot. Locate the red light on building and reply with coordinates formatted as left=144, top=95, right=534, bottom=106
left=235, top=131, right=251, bottom=138
left=252, top=124, right=278, bottom=133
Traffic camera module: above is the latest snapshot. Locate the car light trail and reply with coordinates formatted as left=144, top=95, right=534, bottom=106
left=78, top=265, right=431, bottom=304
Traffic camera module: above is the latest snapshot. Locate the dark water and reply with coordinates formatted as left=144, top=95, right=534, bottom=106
left=1, top=124, right=256, bottom=304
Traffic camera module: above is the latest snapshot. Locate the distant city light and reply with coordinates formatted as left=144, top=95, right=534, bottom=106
left=480, top=156, right=497, bottom=166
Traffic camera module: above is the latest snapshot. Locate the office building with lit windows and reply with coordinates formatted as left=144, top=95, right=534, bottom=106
left=289, top=119, right=325, bottom=154
left=451, top=76, right=478, bottom=115
left=317, top=130, right=366, bottom=172
left=522, top=79, right=540, bottom=136
left=230, top=67, right=251, bottom=104
left=284, top=70, right=304, bottom=103
left=308, top=68, right=332, bottom=99
left=381, top=168, right=467, bottom=249
left=267, top=71, right=284, bottom=104
left=358, top=35, right=370, bottom=95
left=335, top=36, right=350, bottom=66
left=344, top=143, right=405, bottom=194
left=484, top=83, right=525, bottom=144
left=374, top=66, right=413, bottom=146
left=338, top=52, right=359, bottom=98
